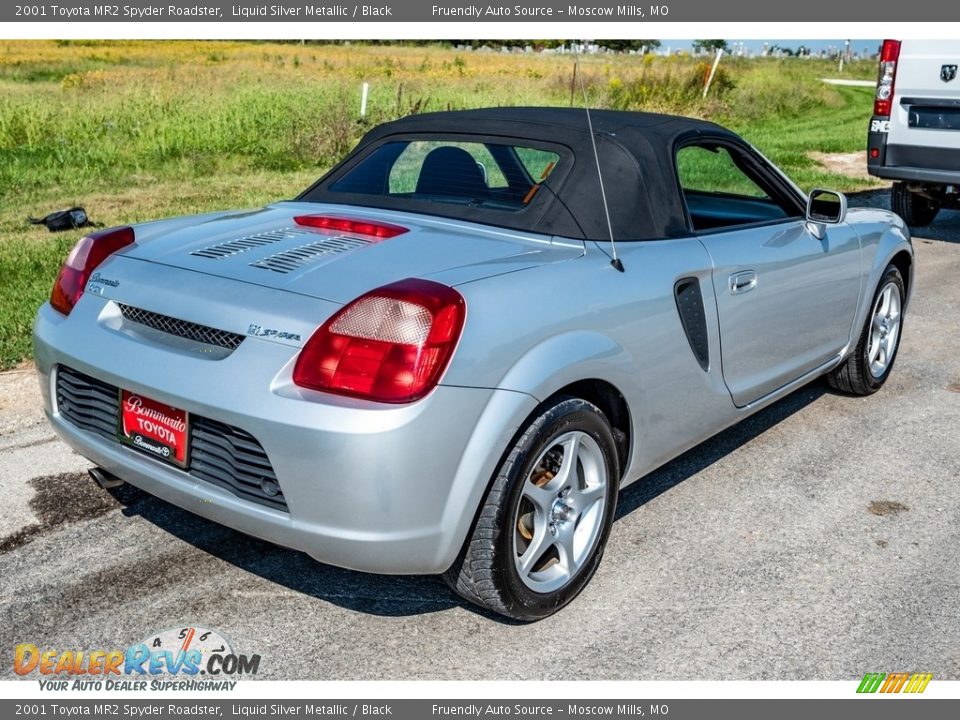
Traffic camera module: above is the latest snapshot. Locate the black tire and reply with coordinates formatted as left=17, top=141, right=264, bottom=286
left=827, top=264, right=905, bottom=396
left=443, top=397, right=620, bottom=621
left=891, top=182, right=940, bottom=227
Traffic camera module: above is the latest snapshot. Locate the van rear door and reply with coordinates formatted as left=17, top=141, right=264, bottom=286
left=888, top=40, right=960, bottom=160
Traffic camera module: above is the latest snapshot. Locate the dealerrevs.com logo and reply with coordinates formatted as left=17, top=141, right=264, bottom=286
left=14, top=626, right=260, bottom=691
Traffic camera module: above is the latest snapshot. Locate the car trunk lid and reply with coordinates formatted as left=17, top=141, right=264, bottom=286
left=125, top=202, right=582, bottom=303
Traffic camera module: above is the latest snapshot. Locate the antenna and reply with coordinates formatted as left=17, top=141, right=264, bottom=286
left=573, top=42, right=624, bottom=273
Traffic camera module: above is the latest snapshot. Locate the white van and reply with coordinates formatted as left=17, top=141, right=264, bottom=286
left=867, top=39, right=960, bottom=225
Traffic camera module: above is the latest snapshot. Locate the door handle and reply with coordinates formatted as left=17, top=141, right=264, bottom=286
left=729, top=270, right=757, bottom=295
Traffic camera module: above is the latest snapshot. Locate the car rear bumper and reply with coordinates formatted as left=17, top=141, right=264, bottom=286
left=34, top=299, right=537, bottom=575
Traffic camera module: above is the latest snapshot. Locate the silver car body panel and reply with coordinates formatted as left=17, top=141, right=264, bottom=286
left=34, top=197, right=913, bottom=575
left=703, top=218, right=863, bottom=406
left=125, top=202, right=585, bottom=303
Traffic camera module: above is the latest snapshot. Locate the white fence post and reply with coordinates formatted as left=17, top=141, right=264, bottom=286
left=360, top=82, right=369, bottom=118
left=702, top=49, right=724, bottom=99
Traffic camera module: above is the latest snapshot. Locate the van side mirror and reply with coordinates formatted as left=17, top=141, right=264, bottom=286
left=806, top=189, right=847, bottom=238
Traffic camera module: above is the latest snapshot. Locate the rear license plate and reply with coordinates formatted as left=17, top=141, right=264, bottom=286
left=118, top=389, right=189, bottom=468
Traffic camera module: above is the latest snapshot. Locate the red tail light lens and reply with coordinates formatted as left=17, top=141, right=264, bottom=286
left=874, top=39, right=901, bottom=117
left=50, top=226, right=135, bottom=316
left=293, top=279, right=466, bottom=403
left=293, top=215, right=408, bottom=239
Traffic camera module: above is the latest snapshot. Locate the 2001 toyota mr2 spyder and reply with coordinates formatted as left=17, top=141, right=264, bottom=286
left=34, top=108, right=913, bottom=620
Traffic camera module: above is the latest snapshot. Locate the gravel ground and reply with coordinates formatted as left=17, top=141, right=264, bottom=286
left=1, top=226, right=959, bottom=681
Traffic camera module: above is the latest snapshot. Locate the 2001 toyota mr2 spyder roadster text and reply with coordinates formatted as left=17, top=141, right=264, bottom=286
left=34, top=108, right=913, bottom=620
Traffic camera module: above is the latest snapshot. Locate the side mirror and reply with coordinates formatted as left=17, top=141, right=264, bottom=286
left=805, top=189, right=847, bottom=238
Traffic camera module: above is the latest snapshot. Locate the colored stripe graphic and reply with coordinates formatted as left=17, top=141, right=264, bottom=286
left=857, top=672, right=932, bottom=694
left=857, top=673, right=886, bottom=693
left=881, top=672, right=908, bottom=693
left=904, top=673, right=933, bottom=693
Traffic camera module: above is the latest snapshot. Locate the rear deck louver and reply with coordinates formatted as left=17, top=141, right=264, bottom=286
left=248, top=236, right=372, bottom=274
left=191, top=228, right=314, bottom=259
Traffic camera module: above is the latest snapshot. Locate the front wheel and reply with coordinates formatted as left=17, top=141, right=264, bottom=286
left=443, top=397, right=620, bottom=621
left=827, top=264, right=905, bottom=395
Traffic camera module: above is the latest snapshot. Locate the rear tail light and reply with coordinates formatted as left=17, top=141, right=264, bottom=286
left=50, top=226, right=135, bottom=316
left=293, top=278, right=466, bottom=403
left=874, top=39, right=901, bottom=117
left=293, top=215, right=408, bottom=239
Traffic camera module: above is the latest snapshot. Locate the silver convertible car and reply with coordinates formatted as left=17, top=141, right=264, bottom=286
left=34, top=108, right=913, bottom=620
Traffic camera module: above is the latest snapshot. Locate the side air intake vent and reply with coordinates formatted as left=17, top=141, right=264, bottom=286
left=674, top=277, right=710, bottom=371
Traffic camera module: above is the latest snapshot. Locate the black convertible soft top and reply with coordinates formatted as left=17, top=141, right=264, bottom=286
left=299, top=107, right=747, bottom=241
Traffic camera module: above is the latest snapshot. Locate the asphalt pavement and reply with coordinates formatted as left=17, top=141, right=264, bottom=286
left=1, top=203, right=959, bottom=680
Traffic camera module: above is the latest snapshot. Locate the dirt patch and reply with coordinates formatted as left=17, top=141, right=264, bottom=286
left=0, top=364, right=44, bottom=435
left=808, top=152, right=880, bottom=183
left=875, top=539, right=889, bottom=548
left=947, top=382, right=960, bottom=393
left=868, top=500, right=910, bottom=517
left=0, top=472, right=140, bottom=553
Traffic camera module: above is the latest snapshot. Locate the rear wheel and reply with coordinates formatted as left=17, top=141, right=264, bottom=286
left=827, top=264, right=905, bottom=395
left=891, top=182, right=940, bottom=227
left=443, top=397, right=619, bottom=621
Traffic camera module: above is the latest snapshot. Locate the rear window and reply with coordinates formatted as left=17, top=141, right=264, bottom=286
left=328, top=140, right=560, bottom=212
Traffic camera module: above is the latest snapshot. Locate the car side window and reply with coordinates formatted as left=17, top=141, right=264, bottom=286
left=677, top=144, right=799, bottom=232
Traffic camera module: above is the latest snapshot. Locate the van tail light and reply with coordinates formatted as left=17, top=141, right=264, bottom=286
left=874, top=39, right=901, bottom=117
left=50, top=226, right=135, bottom=316
left=293, top=279, right=466, bottom=404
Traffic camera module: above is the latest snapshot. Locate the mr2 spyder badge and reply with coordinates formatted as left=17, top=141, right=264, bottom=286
left=247, top=323, right=302, bottom=344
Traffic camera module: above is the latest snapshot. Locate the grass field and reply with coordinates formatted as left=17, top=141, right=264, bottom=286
left=0, top=40, right=881, bottom=369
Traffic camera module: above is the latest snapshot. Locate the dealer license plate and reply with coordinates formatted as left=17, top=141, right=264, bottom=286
left=117, top=389, right=190, bottom=468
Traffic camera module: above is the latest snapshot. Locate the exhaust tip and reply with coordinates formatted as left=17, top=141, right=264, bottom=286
left=89, top=467, right=124, bottom=489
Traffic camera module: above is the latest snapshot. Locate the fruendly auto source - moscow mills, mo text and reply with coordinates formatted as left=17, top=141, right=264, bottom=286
left=430, top=4, right=662, bottom=17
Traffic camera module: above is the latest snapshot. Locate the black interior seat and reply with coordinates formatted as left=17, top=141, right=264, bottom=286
left=415, top=147, right=489, bottom=200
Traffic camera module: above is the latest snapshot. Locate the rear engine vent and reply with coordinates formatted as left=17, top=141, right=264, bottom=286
left=118, top=304, right=244, bottom=351
left=191, top=228, right=314, bottom=259
left=249, top=236, right=372, bottom=274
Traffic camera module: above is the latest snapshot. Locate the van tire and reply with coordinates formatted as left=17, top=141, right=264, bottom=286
left=891, top=182, right=940, bottom=227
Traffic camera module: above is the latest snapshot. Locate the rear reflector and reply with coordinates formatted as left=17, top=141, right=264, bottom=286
left=293, top=278, right=466, bottom=404
left=874, top=39, right=901, bottom=118
left=293, top=215, right=408, bottom=238
left=50, top=226, right=135, bottom=316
